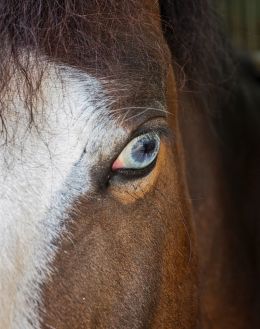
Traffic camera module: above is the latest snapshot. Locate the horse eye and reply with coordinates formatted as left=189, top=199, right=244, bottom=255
left=112, top=132, right=160, bottom=176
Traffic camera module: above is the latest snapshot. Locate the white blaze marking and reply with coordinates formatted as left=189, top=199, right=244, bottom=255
left=0, top=63, right=126, bottom=328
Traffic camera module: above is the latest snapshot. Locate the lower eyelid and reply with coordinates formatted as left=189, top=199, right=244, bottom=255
left=109, top=139, right=168, bottom=203
left=110, top=156, right=158, bottom=181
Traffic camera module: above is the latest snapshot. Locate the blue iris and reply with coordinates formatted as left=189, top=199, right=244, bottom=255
left=131, top=136, right=158, bottom=164
left=117, top=133, right=160, bottom=170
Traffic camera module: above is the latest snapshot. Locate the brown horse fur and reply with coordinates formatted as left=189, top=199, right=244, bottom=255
left=0, top=0, right=259, bottom=328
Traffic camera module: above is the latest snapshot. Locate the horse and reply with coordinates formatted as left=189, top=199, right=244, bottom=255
left=0, top=0, right=259, bottom=328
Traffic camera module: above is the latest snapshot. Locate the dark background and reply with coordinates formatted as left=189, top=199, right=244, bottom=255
left=217, top=0, right=260, bottom=66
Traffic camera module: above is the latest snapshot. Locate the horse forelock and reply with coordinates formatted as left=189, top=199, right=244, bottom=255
left=0, top=0, right=235, bottom=134
left=0, top=0, right=172, bottom=140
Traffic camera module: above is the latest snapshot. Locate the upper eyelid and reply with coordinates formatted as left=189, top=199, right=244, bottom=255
left=112, top=126, right=170, bottom=166
left=128, top=120, right=171, bottom=142
left=131, top=126, right=173, bottom=145
left=113, top=121, right=172, bottom=162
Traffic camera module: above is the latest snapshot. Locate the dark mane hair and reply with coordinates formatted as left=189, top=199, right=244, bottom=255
left=159, top=0, right=235, bottom=111
left=0, top=0, right=235, bottom=134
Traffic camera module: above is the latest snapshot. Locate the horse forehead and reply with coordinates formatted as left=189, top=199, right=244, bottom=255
left=0, top=65, right=128, bottom=247
left=0, top=64, right=126, bottom=173
left=0, top=65, right=129, bottom=327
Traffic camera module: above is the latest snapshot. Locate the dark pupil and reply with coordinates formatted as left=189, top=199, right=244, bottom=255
left=131, top=138, right=156, bottom=163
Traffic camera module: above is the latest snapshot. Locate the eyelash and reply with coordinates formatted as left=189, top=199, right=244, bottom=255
left=131, top=126, right=170, bottom=142
left=112, top=158, right=158, bottom=180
